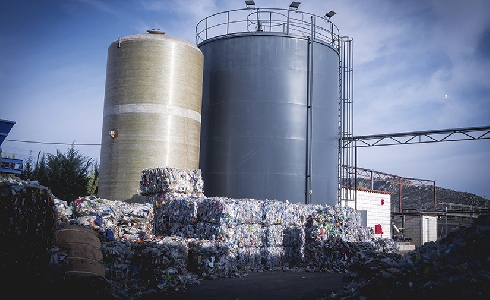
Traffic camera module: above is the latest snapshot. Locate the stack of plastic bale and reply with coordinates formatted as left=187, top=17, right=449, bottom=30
left=178, top=197, right=266, bottom=275
left=100, top=235, right=197, bottom=299
left=0, top=177, right=57, bottom=294
left=71, top=196, right=154, bottom=242
left=150, top=196, right=252, bottom=276
left=261, top=200, right=287, bottom=269
left=141, top=167, right=205, bottom=238
left=303, top=206, right=375, bottom=272
left=140, top=167, right=204, bottom=200
left=200, top=197, right=311, bottom=273
left=190, top=198, right=300, bottom=273
left=151, top=194, right=328, bottom=275
left=281, top=202, right=326, bottom=267
left=218, top=198, right=265, bottom=272
left=151, top=197, right=199, bottom=237
left=142, top=168, right=238, bottom=278
left=144, top=167, right=397, bottom=277
left=187, top=238, right=238, bottom=278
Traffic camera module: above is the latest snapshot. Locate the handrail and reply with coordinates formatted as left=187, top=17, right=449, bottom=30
left=196, top=7, right=340, bottom=50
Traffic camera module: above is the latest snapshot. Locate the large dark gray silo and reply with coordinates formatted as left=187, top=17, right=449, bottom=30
left=197, top=8, right=341, bottom=205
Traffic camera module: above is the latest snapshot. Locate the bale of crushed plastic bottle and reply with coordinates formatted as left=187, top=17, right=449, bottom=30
left=55, top=225, right=105, bottom=277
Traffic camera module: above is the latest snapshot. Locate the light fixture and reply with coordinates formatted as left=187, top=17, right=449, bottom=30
left=325, top=10, right=336, bottom=19
left=289, top=1, right=301, bottom=10
left=109, top=130, right=118, bottom=139
left=245, top=0, right=255, bottom=7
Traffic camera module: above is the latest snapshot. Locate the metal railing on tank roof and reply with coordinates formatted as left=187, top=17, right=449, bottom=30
left=196, top=7, right=340, bottom=50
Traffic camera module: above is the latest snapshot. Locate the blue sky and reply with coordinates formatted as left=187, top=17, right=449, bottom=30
left=1, top=0, right=489, bottom=199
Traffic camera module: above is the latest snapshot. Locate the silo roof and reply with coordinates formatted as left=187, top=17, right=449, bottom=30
left=113, top=30, right=199, bottom=50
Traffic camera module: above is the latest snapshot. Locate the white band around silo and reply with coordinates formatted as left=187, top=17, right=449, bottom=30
left=103, top=104, right=201, bottom=123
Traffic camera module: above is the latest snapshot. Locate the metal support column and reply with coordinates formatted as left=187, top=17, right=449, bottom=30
left=399, top=177, right=403, bottom=213
left=434, top=181, right=437, bottom=210
left=306, top=31, right=313, bottom=204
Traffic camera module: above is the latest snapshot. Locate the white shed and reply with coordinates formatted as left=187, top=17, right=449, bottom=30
left=392, top=214, right=438, bottom=247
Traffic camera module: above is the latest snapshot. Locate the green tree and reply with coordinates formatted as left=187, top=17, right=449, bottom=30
left=21, top=151, right=34, bottom=180
left=46, top=146, right=92, bottom=202
left=21, top=147, right=98, bottom=202
left=27, top=147, right=90, bottom=203
left=87, top=160, right=99, bottom=196
left=34, top=152, right=48, bottom=184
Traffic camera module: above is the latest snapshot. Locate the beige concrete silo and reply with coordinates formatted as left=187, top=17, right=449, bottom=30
left=99, top=30, right=204, bottom=202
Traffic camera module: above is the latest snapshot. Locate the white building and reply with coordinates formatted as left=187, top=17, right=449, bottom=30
left=392, top=214, right=438, bottom=247
left=341, top=188, right=392, bottom=239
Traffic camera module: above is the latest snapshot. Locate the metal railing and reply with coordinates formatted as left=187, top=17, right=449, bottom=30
left=196, top=7, right=340, bottom=50
left=343, top=125, right=490, bottom=147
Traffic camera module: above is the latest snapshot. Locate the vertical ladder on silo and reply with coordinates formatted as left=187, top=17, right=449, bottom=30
left=338, top=37, right=355, bottom=207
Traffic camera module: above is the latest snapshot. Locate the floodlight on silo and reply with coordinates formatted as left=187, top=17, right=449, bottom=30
left=289, top=2, right=300, bottom=10
left=245, top=0, right=255, bottom=8
left=325, top=11, right=336, bottom=19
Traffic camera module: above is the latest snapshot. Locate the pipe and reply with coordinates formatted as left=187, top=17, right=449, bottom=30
left=286, top=9, right=290, bottom=35
left=445, top=206, right=448, bottom=236
left=370, top=170, right=374, bottom=190
left=399, top=177, right=403, bottom=213
left=433, top=181, right=437, bottom=210
left=354, top=143, right=357, bottom=210
left=305, top=35, right=313, bottom=204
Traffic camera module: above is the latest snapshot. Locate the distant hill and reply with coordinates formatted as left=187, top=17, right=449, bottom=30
left=351, top=178, right=488, bottom=213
